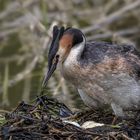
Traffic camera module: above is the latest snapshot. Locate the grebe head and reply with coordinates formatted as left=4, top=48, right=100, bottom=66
left=43, top=26, right=85, bottom=86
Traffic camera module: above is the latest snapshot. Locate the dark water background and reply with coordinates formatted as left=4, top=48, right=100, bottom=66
left=0, top=0, right=140, bottom=111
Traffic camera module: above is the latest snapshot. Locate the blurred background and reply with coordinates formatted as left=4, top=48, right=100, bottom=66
left=0, top=0, right=140, bottom=111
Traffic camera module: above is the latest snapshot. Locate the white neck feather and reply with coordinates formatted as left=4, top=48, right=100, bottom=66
left=64, top=36, right=86, bottom=65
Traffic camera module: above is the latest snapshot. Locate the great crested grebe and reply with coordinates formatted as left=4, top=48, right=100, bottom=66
left=43, top=26, right=140, bottom=117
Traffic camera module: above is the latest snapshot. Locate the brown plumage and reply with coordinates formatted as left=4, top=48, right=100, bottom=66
left=45, top=26, right=140, bottom=117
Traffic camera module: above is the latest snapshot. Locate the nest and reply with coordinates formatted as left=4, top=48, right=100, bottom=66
left=0, top=95, right=140, bottom=140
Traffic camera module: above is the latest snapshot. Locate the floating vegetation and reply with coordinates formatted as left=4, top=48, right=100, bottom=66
left=0, top=95, right=140, bottom=140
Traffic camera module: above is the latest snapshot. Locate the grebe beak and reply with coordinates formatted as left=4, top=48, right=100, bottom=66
left=43, top=55, right=59, bottom=87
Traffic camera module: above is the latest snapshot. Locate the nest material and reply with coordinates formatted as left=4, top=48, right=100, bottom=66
left=0, top=95, right=140, bottom=140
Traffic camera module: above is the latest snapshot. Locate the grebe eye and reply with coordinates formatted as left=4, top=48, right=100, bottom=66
left=56, top=55, right=59, bottom=59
